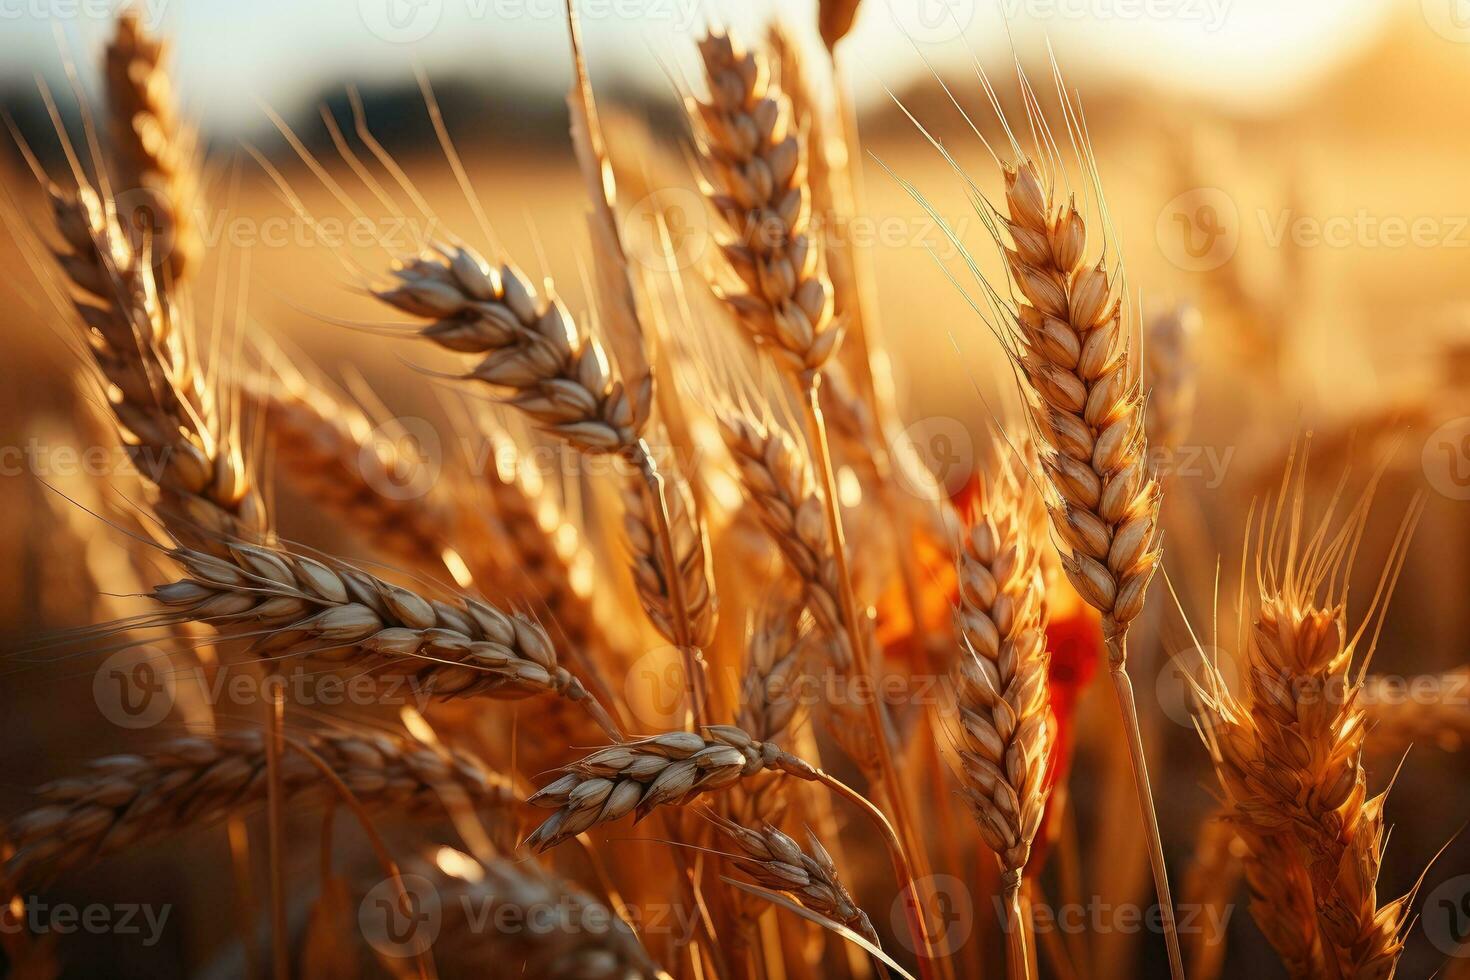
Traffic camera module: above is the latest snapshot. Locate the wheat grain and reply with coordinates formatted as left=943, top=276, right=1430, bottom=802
left=1197, top=476, right=1416, bottom=979
left=1205, top=596, right=1408, bottom=979
left=621, top=452, right=718, bottom=648
left=950, top=445, right=1052, bottom=979
left=2, top=729, right=512, bottom=891
left=990, top=155, right=1181, bottom=977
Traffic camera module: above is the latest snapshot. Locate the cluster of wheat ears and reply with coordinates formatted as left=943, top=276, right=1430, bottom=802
left=0, top=3, right=1455, bottom=979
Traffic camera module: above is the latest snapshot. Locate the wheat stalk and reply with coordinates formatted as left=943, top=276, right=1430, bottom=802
left=688, top=46, right=948, bottom=969
left=691, top=32, right=839, bottom=376
left=990, top=156, right=1180, bottom=977
left=950, top=446, right=1052, bottom=980
left=1180, top=811, right=1245, bottom=980
left=2, top=728, right=512, bottom=891
left=1204, top=597, right=1408, bottom=979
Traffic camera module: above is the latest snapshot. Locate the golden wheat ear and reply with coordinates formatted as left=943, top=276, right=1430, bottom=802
left=2, top=728, right=513, bottom=894
left=1193, top=451, right=1423, bottom=979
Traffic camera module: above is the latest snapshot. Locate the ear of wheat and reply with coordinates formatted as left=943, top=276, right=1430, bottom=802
left=104, top=10, right=200, bottom=285
left=3, top=729, right=512, bottom=892
left=709, top=812, right=879, bottom=947
left=949, top=444, right=1052, bottom=979
left=692, top=32, right=840, bottom=377
left=50, top=185, right=263, bottom=548
left=525, top=727, right=816, bottom=849
left=1197, top=475, right=1419, bottom=979
left=149, top=538, right=617, bottom=734
left=990, top=156, right=1180, bottom=977
left=405, top=856, right=666, bottom=980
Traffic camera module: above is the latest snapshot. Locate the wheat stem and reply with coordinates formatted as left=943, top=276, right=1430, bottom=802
left=633, top=441, right=707, bottom=727
left=1105, top=627, right=1185, bottom=978
left=798, top=374, right=945, bottom=978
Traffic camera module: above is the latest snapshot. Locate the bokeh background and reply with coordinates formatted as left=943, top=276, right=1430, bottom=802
left=2, top=0, right=1468, bottom=976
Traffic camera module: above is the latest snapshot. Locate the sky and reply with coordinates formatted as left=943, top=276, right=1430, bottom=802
left=0, top=0, right=1407, bottom=133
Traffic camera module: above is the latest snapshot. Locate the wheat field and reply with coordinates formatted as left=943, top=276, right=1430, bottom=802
left=0, top=2, right=1467, bottom=979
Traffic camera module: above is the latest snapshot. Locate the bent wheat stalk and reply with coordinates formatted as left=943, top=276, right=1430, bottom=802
left=377, top=245, right=715, bottom=721
left=2, top=729, right=512, bottom=891
left=991, top=158, right=1180, bottom=978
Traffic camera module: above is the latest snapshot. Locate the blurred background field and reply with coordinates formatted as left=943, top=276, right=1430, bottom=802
left=1, top=0, right=1468, bottom=976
